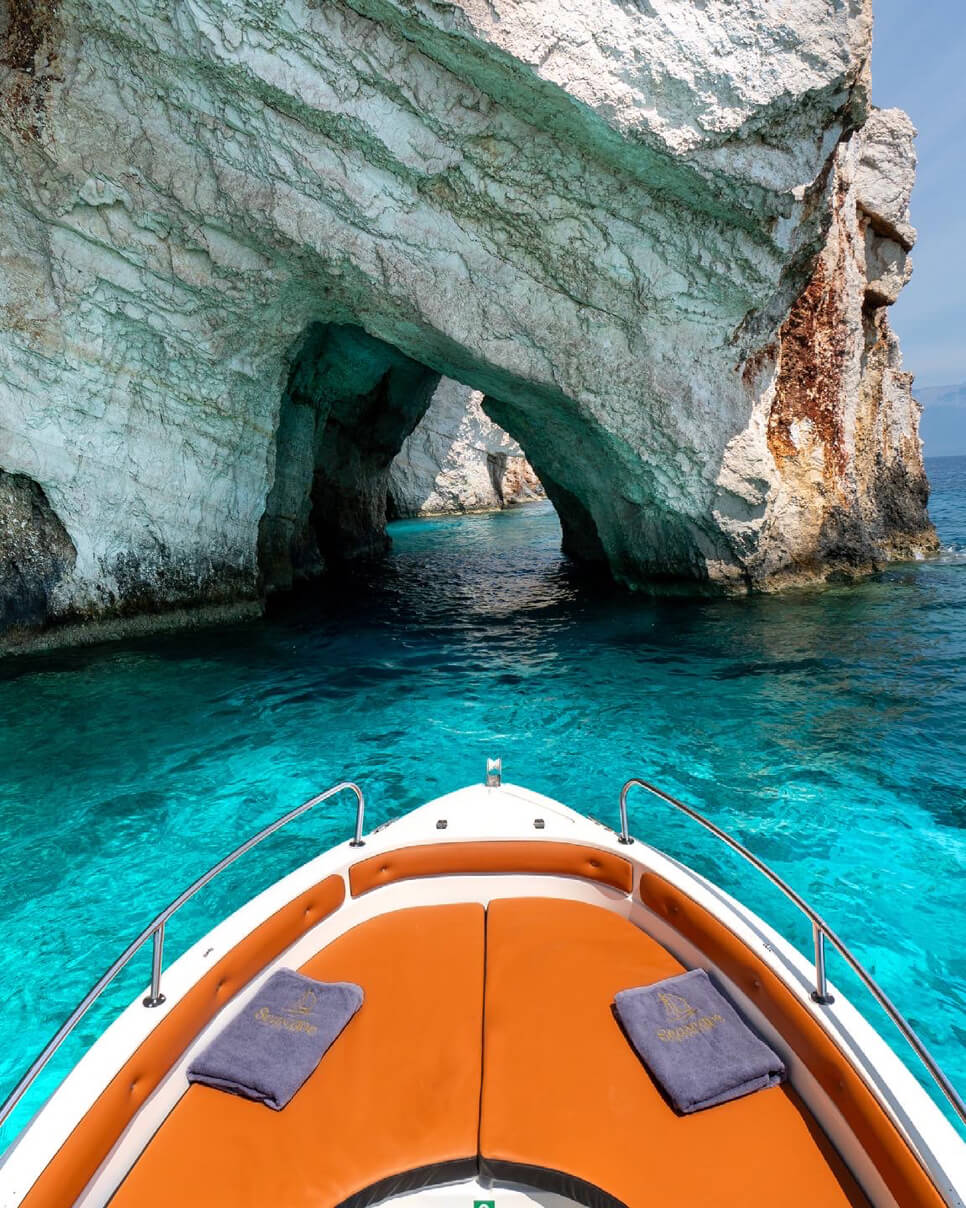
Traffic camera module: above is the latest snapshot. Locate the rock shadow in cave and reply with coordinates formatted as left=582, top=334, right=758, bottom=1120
left=257, top=322, right=607, bottom=597
left=258, top=323, right=439, bottom=593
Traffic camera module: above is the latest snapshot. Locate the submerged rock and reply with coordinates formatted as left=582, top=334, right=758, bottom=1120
left=388, top=380, right=544, bottom=518
left=0, top=0, right=936, bottom=642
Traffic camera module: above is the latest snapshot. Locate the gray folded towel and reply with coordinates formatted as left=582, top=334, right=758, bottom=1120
left=614, top=968, right=785, bottom=1113
left=187, top=969, right=363, bottom=1110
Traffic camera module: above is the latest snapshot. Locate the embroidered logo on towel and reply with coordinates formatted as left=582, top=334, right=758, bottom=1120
left=253, top=988, right=320, bottom=1035
left=283, top=988, right=318, bottom=1018
left=655, top=991, right=723, bottom=1043
left=658, top=990, right=696, bottom=1021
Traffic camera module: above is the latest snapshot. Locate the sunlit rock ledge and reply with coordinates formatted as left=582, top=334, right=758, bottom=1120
left=388, top=380, right=544, bottom=519
left=0, top=0, right=937, bottom=644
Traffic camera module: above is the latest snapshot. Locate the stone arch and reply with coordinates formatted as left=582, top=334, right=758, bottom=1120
left=0, top=1, right=940, bottom=647
left=386, top=380, right=547, bottom=520
left=256, top=321, right=629, bottom=594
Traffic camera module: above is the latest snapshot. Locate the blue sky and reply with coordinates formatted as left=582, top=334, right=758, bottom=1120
left=871, top=0, right=966, bottom=390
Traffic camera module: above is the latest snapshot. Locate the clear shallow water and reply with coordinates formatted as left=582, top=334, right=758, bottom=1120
left=1, top=458, right=965, bottom=1148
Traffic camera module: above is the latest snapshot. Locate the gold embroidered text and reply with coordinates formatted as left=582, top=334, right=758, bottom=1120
left=656, top=1013, right=724, bottom=1042
left=254, top=1006, right=319, bottom=1034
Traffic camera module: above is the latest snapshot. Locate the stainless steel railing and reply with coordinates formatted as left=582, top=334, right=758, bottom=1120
left=0, top=780, right=365, bottom=1131
left=619, top=777, right=966, bottom=1128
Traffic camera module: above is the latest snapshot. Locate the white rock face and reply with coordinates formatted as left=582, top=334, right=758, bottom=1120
left=855, top=108, right=917, bottom=247
left=855, top=107, right=916, bottom=307
left=389, top=379, right=543, bottom=516
left=0, top=0, right=936, bottom=641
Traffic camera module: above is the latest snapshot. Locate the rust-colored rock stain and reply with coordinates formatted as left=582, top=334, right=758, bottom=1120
left=768, top=254, right=849, bottom=481
left=1, top=0, right=61, bottom=142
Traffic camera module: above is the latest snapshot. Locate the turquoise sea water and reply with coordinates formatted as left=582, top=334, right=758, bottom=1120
left=1, top=457, right=965, bottom=1149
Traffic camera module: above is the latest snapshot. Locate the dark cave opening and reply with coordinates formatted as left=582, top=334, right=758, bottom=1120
left=256, top=322, right=606, bottom=597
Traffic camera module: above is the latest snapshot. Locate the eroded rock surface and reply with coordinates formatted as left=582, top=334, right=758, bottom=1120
left=389, top=379, right=544, bottom=517
left=0, top=470, right=76, bottom=633
left=750, top=108, right=934, bottom=586
left=0, top=0, right=936, bottom=642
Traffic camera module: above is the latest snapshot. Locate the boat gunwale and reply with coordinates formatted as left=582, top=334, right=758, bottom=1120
left=0, top=781, right=366, bottom=1136
left=620, top=777, right=966, bottom=1130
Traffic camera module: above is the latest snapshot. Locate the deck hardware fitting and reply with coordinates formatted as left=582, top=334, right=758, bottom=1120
left=142, top=926, right=167, bottom=1007
left=811, top=925, right=835, bottom=1004
left=617, top=781, right=635, bottom=844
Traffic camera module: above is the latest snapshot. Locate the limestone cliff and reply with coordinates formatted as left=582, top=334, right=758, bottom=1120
left=0, top=0, right=936, bottom=644
left=388, top=380, right=544, bottom=517
left=735, top=107, right=934, bottom=587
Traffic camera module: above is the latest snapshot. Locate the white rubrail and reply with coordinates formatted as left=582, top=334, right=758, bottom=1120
left=0, top=779, right=964, bottom=1208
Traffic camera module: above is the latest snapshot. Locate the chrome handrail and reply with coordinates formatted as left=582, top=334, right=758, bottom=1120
left=0, top=780, right=365, bottom=1131
left=620, top=777, right=966, bottom=1129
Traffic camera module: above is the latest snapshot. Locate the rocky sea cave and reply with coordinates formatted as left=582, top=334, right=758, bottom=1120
left=255, top=321, right=597, bottom=599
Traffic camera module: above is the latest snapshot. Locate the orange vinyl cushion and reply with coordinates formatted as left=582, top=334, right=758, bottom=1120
left=639, top=872, right=946, bottom=1208
left=480, top=897, right=871, bottom=1208
left=349, top=840, right=633, bottom=897
left=21, top=873, right=346, bottom=1208
left=109, top=903, right=486, bottom=1208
